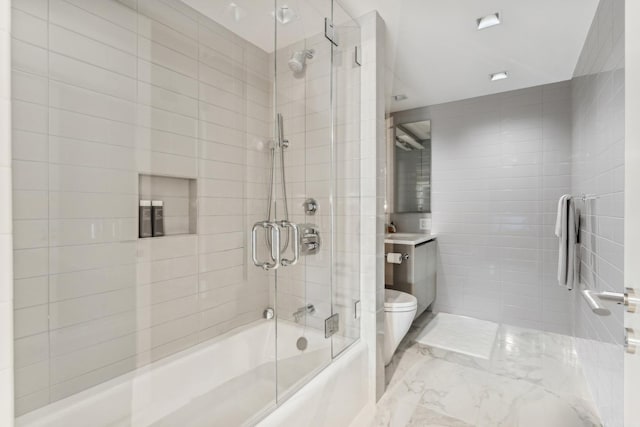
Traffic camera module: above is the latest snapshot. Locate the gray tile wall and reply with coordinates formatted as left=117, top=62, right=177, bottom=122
left=424, top=82, right=574, bottom=334
left=571, top=0, right=625, bottom=425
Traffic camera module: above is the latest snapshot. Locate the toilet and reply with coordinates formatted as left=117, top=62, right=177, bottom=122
left=383, top=288, right=418, bottom=365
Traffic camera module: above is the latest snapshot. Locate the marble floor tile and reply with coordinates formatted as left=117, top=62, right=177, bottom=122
left=385, top=346, right=429, bottom=389
left=476, top=370, right=600, bottom=427
left=374, top=398, right=421, bottom=427
left=414, top=359, right=488, bottom=425
left=407, top=406, right=473, bottom=427
left=373, top=312, right=602, bottom=427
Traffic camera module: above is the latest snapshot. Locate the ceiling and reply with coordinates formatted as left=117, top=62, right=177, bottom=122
left=338, top=0, right=599, bottom=111
left=182, top=0, right=599, bottom=112
left=181, top=0, right=353, bottom=53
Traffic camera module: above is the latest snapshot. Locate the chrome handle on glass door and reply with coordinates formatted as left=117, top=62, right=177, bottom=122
left=280, top=221, right=300, bottom=267
left=252, top=221, right=300, bottom=270
left=252, top=221, right=280, bottom=270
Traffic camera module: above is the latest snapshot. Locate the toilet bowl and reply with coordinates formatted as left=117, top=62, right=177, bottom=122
left=383, top=288, right=418, bottom=365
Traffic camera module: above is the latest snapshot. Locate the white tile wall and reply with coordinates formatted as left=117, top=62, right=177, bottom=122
left=10, top=0, right=272, bottom=415
left=0, top=0, right=15, bottom=424
left=424, top=83, right=573, bottom=334
left=571, top=0, right=625, bottom=425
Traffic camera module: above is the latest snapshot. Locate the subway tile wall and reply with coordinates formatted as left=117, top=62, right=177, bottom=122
left=571, top=0, right=625, bottom=425
left=11, top=0, right=272, bottom=415
left=1, top=0, right=15, bottom=424
left=429, top=82, right=574, bottom=334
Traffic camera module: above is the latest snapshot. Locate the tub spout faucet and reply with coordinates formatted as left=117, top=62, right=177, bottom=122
left=293, top=304, right=315, bottom=322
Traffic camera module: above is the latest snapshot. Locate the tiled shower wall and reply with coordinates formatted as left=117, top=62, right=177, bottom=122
left=1, top=0, right=14, bottom=423
left=11, top=0, right=271, bottom=415
left=571, top=0, right=625, bottom=425
left=428, top=82, right=574, bottom=334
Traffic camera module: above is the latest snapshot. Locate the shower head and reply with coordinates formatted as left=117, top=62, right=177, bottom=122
left=288, top=49, right=314, bottom=73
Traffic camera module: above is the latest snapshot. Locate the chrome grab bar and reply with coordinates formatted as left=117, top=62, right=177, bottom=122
left=252, top=221, right=280, bottom=270
left=280, top=221, right=300, bottom=266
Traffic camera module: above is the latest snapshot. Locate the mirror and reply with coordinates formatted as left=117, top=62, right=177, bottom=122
left=394, top=120, right=431, bottom=213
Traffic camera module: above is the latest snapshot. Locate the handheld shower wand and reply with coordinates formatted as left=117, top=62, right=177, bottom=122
left=265, top=113, right=291, bottom=253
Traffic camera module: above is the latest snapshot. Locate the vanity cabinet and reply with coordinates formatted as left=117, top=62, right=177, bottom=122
left=385, top=234, right=437, bottom=318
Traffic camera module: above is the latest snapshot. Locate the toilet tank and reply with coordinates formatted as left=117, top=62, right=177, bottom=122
left=387, top=239, right=437, bottom=318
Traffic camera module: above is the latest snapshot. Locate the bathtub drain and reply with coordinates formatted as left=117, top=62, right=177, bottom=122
left=296, top=337, right=308, bottom=351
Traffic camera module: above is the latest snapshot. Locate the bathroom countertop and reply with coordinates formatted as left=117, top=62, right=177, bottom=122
left=384, top=233, right=437, bottom=246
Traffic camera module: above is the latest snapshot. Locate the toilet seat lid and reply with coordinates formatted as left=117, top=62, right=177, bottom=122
left=384, top=289, right=417, bottom=311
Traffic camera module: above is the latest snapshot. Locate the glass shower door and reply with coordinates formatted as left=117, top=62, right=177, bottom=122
left=11, top=0, right=282, bottom=425
left=330, top=1, right=362, bottom=357
left=272, top=0, right=334, bottom=400
left=271, top=0, right=362, bottom=398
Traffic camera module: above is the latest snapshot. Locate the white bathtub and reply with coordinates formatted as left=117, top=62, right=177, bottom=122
left=15, top=319, right=360, bottom=427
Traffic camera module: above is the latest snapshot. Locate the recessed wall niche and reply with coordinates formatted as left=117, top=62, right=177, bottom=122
left=138, top=174, right=197, bottom=236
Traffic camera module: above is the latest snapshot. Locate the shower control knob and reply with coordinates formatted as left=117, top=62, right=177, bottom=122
left=300, top=225, right=321, bottom=256
left=303, top=198, right=318, bottom=215
left=305, top=242, right=319, bottom=251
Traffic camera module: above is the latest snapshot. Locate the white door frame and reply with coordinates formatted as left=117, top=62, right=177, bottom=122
left=624, top=1, right=640, bottom=426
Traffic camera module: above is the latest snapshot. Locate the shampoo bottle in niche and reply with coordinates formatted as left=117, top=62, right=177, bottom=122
left=152, top=200, right=165, bottom=237
left=139, top=200, right=152, bottom=238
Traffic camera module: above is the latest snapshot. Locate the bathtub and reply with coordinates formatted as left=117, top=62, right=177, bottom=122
left=15, top=319, right=366, bottom=427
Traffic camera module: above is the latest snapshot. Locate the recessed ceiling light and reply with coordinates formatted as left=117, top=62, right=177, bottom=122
left=393, top=94, right=407, bottom=101
left=273, top=6, right=297, bottom=24
left=489, top=71, right=509, bottom=81
left=226, top=2, right=245, bottom=22
left=477, top=13, right=501, bottom=30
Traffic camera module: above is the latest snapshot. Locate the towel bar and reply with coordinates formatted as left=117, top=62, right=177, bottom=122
left=578, top=193, right=598, bottom=201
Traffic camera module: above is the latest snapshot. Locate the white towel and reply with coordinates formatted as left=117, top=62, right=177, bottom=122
left=555, top=195, right=580, bottom=290
left=555, top=194, right=569, bottom=237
